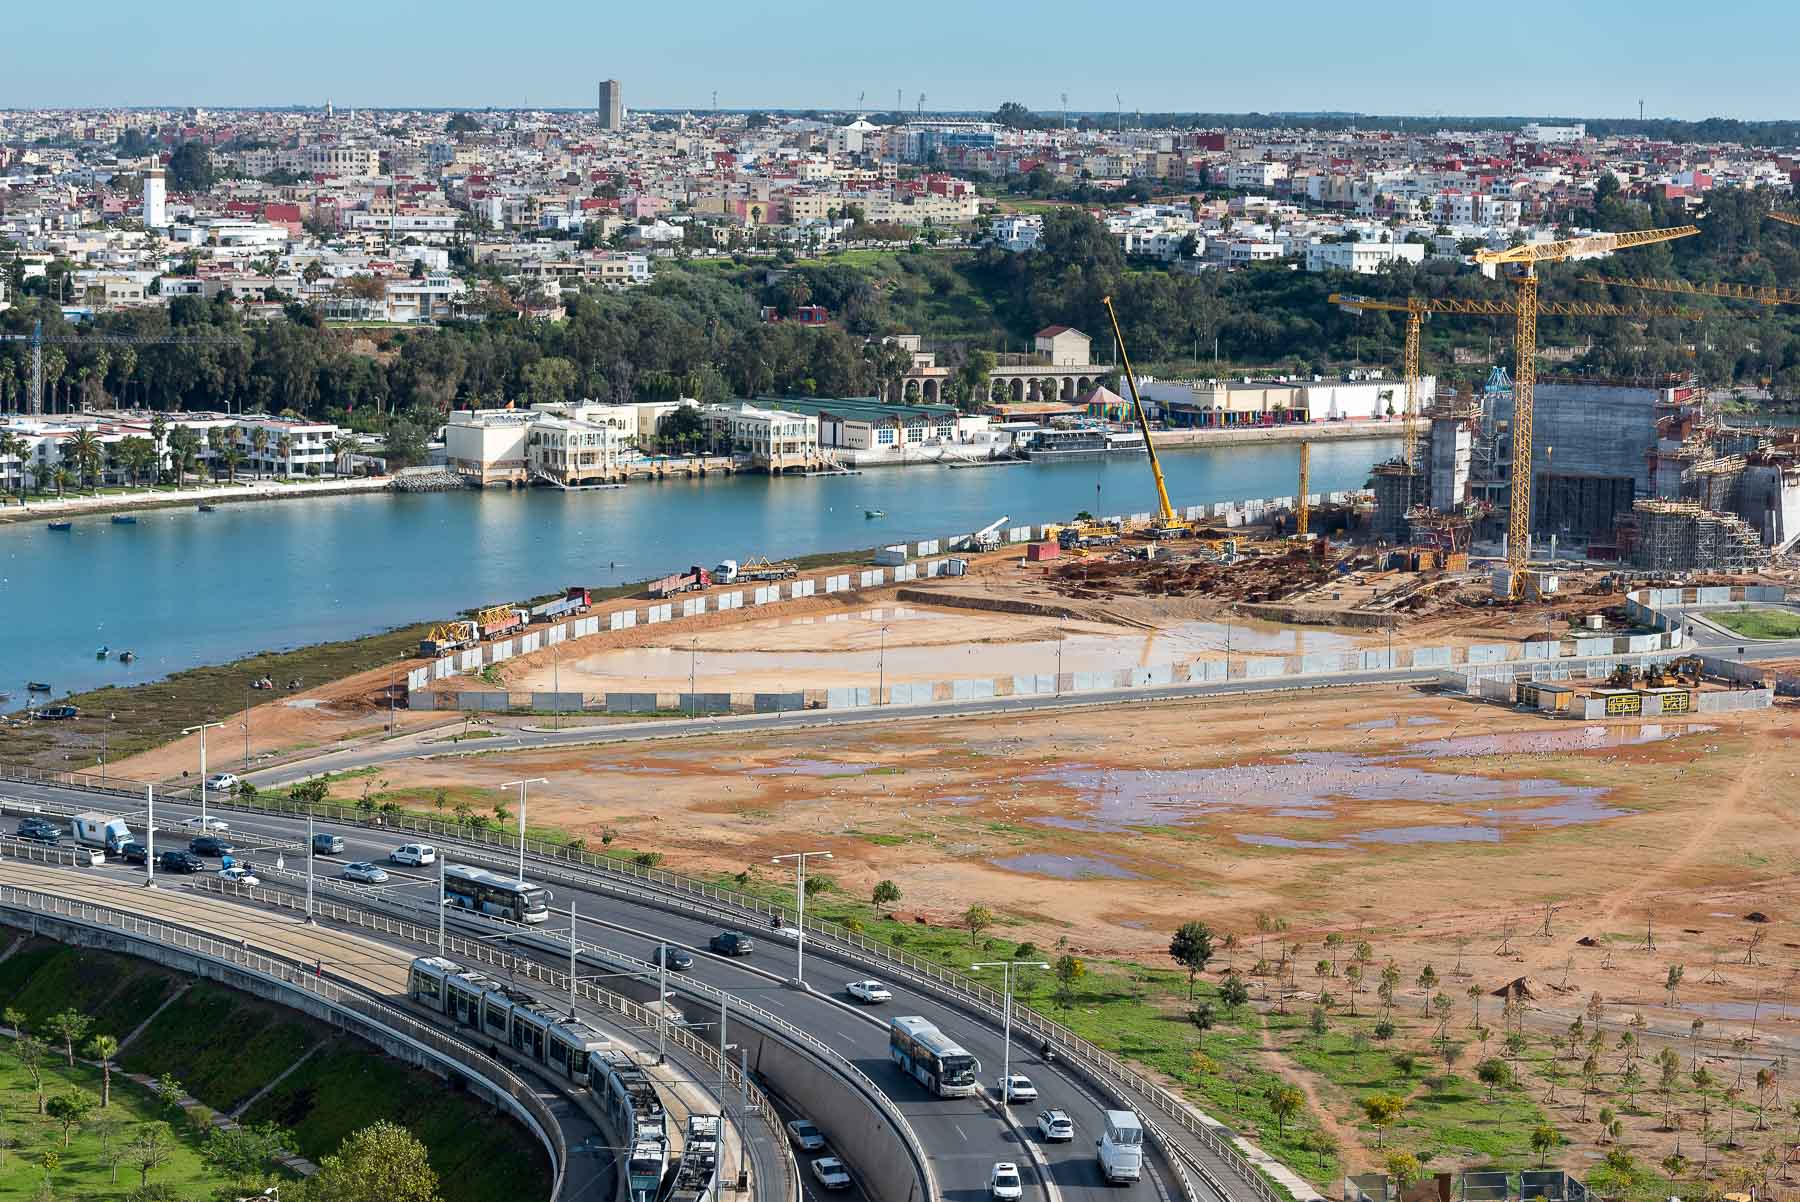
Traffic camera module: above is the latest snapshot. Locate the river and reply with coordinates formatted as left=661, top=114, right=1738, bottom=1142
left=0, top=438, right=1396, bottom=702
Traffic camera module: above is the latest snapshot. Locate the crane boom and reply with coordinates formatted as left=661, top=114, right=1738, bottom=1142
left=1473, top=225, right=1700, bottom=267
left=1606, top=275, right=1800, bottom=308
left=1768, top=212, right=1800, bottom=229
left=1099, top=295, right=1178, bottom=528
left=1329, top=293, right=1704, bottom=321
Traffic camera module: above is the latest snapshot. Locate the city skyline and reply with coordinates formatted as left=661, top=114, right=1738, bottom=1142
left=8, top=0, right=1800, bottom=121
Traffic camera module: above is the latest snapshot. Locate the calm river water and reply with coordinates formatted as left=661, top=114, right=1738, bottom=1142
left=0, top=437, right=1395, bottom=701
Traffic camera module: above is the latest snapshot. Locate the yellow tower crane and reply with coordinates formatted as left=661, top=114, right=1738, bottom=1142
left=1101, top=294, right=1189, bottom=538
left=1604, top=275, right=1800, bottom=308
left=1767, top=212, right=1800, bottom=230
left=1296, top=441, right=1310, bottom=537
left=1471, top=225, right=1700, bottom=593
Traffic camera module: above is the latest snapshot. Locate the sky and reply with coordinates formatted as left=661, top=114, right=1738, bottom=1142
left=7, top=0, right=1800, bottom=121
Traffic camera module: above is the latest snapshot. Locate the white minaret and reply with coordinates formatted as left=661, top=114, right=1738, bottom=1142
left=142, top=167, right=166, bottom=228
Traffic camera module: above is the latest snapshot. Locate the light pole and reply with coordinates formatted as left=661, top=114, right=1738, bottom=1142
left=143, top=783, right=155, bottom=888
left=183, top=720, right=226, bottom=827
left=656, top=942, right=670, bottom=1064
left=878, top=624, right=890, bottom=703
left=689, top=637, right=698, bottom=718
left=971, top=958, right=1049, bottom=1102
left=305, top=813, right=315, bottom=922
left=771, top=850, right=831, bottom=986
left=500, top=777, right=547, bottom=885
left=437, top=853, right=446, bottom=955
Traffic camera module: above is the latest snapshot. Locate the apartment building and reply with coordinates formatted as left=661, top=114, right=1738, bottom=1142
left=701, top=402, right=820, bottom=472
left=231, top=415, right=344, bottom=475
left=527, top=416, right=628, bottom=485
left=304, top=145, right=382, bottom=177
left=1303, top=240, right=1427, bottom=274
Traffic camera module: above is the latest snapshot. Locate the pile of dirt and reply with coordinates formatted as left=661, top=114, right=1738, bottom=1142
left=1046, top=546, right=1337, bottom=605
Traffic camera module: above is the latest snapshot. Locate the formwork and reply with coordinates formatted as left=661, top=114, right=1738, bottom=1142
left=1626, top=499, right=1767, bottom=571
left=1370, top=461, right=1419, bottom=542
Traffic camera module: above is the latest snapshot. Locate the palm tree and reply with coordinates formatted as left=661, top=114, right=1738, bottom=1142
left=329, top=433, right=359, bottom=476
left=64, top=430, right=102, bottom=490
left=84, top=1034, right=120, bottom=1108
left=205, top=426, right=226, bottom=480
left=275, top=434, right=293, bottom=477
left=0, top=432, right=23, bottom=506
left=149, top=413, right=168, bottom=479
left=52, top=466, right=71, bottom=498
left=250, top=427, right=269, bottom=479
left=31, top=461, right=52, bottom=497
left=221, top=447, right=243, bottom=484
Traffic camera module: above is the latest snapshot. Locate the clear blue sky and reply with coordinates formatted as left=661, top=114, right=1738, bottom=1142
left=9, top=0, right=1799, bottom=121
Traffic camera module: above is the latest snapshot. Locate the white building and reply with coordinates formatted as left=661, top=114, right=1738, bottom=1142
left=231, top=415, right=345, bottom=476
left=701, top=403, right=820, bottom=472
left=445, top=410, right=533, bottom=485
left=526, top=417, right=628, bottom=485
left=1521, top=123, right=1586, bottom=145
left=1304, top=240, right=1427, bottom=275
left=142, top=167, right=166, bottom=227
left=990, top=214, right=1042, bottom=253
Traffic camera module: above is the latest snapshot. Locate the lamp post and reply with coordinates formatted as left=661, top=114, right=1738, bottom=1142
left=877, top=624, right=890, bottom=703
left=771, top=850, right=831, bottom=986
left=143, top=783, right=155, bottom=888
left=500, top=777, right=547, bottom=885
left=971, top=958, right=1049, bottom=1103
left=689, top=637, right=698, bottom=718
left=305, top=813, right=315, bottom=922
left=183, top=720, right=226, bottom=827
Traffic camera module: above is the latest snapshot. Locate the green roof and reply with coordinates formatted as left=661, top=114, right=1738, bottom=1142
left=748, top=395, right=958, bottom=421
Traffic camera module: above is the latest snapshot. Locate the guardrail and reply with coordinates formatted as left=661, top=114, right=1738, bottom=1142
left=0, top=878, right=570, bottom=1202
left=0, top=833, right=102, bottom=869
left=4, top=762, right=1270, bottom=1201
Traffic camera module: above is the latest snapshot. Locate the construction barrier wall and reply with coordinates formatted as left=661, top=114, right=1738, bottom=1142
left=457, top=692, right=511, bottom=712
left=753, top=692, right=805, bottom=713
left=531, top=692, right=584, bottom=712
left=677, top=693, right=732, bottom=715
left=605, top=693, right=659, bottom=714
left=754, top=586, right=780, bottom=605
left=406, top=667, right=429, bottom=692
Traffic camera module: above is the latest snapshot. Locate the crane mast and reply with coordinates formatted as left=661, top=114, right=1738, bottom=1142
left=1099, top=295, right=1185, bottom=535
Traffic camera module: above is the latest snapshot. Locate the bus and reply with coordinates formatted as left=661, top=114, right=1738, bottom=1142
left=889, top=1015, right=980, bottom=1098
left=442, top=864, right=551, bottom=924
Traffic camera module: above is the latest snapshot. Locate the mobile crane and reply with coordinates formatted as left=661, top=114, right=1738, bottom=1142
left=1100, top=295, right=1189, bottom=539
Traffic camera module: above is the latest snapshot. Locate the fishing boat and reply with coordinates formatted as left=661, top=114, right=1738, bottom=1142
left=864, top=508, right=885, bottom=519
left=26, top=681, right=51, bottom=693
left=198, top=503, right=217, bottom=512
left=96, top=646, right=109, bottom=659
left=110, top=514, right=137, bottom=525
left=118, top=650, right=136, bottom=663
left=47, top=521, right=72, bottom=531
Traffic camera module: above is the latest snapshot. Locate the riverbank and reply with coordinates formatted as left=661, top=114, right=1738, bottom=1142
left=0, top=474, right=393, bottom=524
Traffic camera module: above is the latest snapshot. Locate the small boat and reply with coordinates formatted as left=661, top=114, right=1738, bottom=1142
left=864, top=509, right=885, bottom=519
left=198, top=503, right=217, bottom=512
left=118, top=650, right=136, bottom=663
left=26, top=681, right=51, bottom=693
left=96, top=646, right=109, bottom=659
left=47, top=521, right=72, bottom=531
left=110, top=514, right=137, bottom=525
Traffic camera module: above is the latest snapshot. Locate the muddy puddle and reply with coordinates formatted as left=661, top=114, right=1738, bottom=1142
left=990, top=853, right=1145, bottom=880
left=1402, top=723, right=1715, bottom=757
left=748, top=759, right=872, bottom=777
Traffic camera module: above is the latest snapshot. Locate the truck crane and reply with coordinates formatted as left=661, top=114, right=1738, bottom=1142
left=1100, top=295, right=1189, bottom=539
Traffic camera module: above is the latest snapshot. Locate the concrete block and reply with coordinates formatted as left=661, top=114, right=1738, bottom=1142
left=433, top=657, right=455, bottom=680
left=407, top=667, right=430, bottom=692
left=489, top=640, right=513, bottom=663
left=544, top=624, right=566, bottom=646
left=916, top=539, right=939, bottom=556
left=1698, top=587, right=1730, bottom=605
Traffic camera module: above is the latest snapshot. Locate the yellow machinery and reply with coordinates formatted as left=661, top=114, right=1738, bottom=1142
left=1769, top=212, right=1800, bottom=230
left=1296, top=441, right=1310, bottom=537
left=1101, top=294, right=1189, bottom=538
left=1471, top=225, right=1700, bottom=594
left=1605, top=274, right=1800, bottom=307
left=1329, top=291, right=1706, bottom=477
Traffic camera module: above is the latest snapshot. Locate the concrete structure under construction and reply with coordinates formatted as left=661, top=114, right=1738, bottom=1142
left=1622, top=499, right=1767, bottom=571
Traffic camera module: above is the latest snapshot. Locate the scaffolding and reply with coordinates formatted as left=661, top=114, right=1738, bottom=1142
left=1370, top=460, right=1421, bottom=543
left=1625, top=499, right=1768, bottom=572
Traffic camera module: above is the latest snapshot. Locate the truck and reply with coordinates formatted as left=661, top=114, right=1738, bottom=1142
left=71, top=812, right=135, bottom=856
left=712, top=557, right=797, bottom=586
left=1096, top=1109, right=1143, bottom=1184
left=649, top=566, right=712, bottom=598
left=477, top=604, right=528, bottom=638
left=419, top=620, right=479, bottom=657
left=530, top=587, right=593, bottom=622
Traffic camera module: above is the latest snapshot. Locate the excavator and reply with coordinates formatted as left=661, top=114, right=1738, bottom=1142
left=1100, top=296, right=1191, bottom=539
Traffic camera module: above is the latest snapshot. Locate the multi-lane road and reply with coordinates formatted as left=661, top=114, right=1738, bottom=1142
left=1, top=779, right=1201, bottom=1202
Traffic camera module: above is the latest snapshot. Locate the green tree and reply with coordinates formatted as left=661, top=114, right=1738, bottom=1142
left=167, top=141, right=215, bottom=193
left=1267, top=1083, right=1305, bottom=1134
left=84, top=1033, right=121, bottom=1108
left=871, top=879, right=901, bottom=912
left=203, top=1122, right=298, bottom=1186
left=963, top=904, right=993, bottom=945
left=131, top=1122, right=173, bottom=1188
left=1168, top=921, right=1216, bottom=999
left=1386, top=1150, right=1423, bottom=1195
left=1476, top=1056, right=1514, bottom=1100
left=1362, top=1093, right=1406, bottom=1147
left=46, top=1089, right=98, bottom=1147
left=1052, top=953, right=1085, bottom=1009
left=44, top=1009, right=91, bottom=1068
left=1189, top=1001, right=1217, bottom=1048
left=14, top=1033, right=48, bottom=1113
left=1531, top=1123, right=1561, bottom=1167
left=308, top=1119, right=443, bottom=1202
left=1218, top=973, right=1250, bottom=1010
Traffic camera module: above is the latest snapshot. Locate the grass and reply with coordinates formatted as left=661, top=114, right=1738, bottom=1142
left=1709, top=606, right=1800, bottom=640
left=121, top=983, right=318, bottom=1114
left=0, top=1046, right=220, bottom=1201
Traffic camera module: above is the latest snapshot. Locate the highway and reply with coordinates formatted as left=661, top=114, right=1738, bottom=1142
left=0, top=781, right=1197, bottom=1202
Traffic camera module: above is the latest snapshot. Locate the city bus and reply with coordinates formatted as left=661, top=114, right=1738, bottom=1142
left=889, top=1015, right=981, bottom=1098
left=442, top=863, right=551, bottom=924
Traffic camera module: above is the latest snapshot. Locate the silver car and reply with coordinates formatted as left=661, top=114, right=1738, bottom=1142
left=341, top=861, right=389, bottom=884
left=785, top=1119, right=825, bottom=1152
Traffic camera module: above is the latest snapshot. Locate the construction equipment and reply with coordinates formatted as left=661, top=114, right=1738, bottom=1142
left=714, top=556, right=797, bottom=584
left=529, top=587, right=593, bottom=621
left=0, top=318, right=243, bottom=415
left=476, top=604, right=527, bottom=638
left=1604, top=274, right=1800, bottom=308
left=1471, top=225, right=1701, bottom=595
left=956, top=515, right=1009, bottom=552
left=1768, top=212, right=1800, bottom=230
left=1100, top=295, right=1189, bottom=539
left=648, top=566, right=712, bottom=598
left=419, top=621, right=479, bottom=657
left=1296, top=441, right=1310, bottom=537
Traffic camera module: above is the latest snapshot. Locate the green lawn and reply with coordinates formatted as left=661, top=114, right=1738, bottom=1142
left=0, top=1045, right=220, bottom=1201
left=1709, top=606, right=1800, bottom=639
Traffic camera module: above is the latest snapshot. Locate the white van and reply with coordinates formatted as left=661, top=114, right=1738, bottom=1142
left=389, top=843, right=437, bottom=867
left=1097, top=1109, right=1143, bottom=1184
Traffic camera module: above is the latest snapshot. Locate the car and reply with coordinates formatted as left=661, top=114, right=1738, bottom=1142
left=652, top=946, right=694, bottom=972
left=389, top=843, right=436, bottom=866
left=786, top=1119, right=825, bottom=1152
left=218, top=866, right=261, bottom=886
left=710, top=931, right=755, bottom=957
left=204, top=772, right=240, bottom=794
left=1036, top=1109, right=1074, bottom=1142
left=181, top=815, right=230, bottom=832
left=846, top=980, right=893, bottom=1004
left=15, top=817, right=61, bottom=844
left=1002, top=1073, right=1037, bottom=1103
left=810, top=1157, right=853, bottom=1191
left=342, top=862, right=389, bottom=884
left=312, top=833, right=345, bottom=855
left=188, top=835, right=237, bottom=858
left=989, top=1161, right=1023, bottom=1201
left=157, top=850, right=204, bottom=874
left=120, top=841, right=149, bottom=865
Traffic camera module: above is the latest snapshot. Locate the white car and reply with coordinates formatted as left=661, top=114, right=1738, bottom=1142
left=181, top=815, right=230, bottom=832
left=218, top=866, right=261, bottom=886
left=341, top=862, right=390, bottom=884
left=1036, top=1109, right=1074, bottom=1142
left=785, top=1119, right=825, bottom=1152
left=989, top=1162, right=1023, bottom=1201
left=204, top=773, right=240, bottom=794
left=1002, top=1073, right=1037, bottom=1103
left=389, top=843, right=436, bottom=867
left=846, top=980, right=892, bottom=1004
left=810, top=1157, right=853, bottom=1191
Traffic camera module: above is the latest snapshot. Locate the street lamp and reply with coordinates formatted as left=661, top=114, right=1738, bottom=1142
left=971, top=958, right=1049, bottom=1103
left=689, top=637, right=699, bottom=718
left=877, top=624, right=890, bottom=703
left=771, top=850, right=831, bottom=986
left=182, top=721, right=226, bottom=827
left=500, top=777, right=547, bottom=885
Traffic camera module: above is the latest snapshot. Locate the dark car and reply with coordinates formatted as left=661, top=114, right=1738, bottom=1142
left=158, top=850, right=204, bottom=874
left=188, top=835, right=237, bottom=858
left=652, top=946, right=695, bottom=972
left=16, top=817, right=61, bottom=844
left=120, top=841, right=149, bottom=865
left=710, top=931, right=755, bottom=957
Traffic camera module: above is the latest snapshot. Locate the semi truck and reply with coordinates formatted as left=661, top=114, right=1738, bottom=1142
left=477, top=604, right=528, bottom=638
left=649, top=566, right=712, bottom=598
left=712, top=557, right=798, bottom=585
left=530, top=587, right=594, bottom=622
left=419, top=620, right=480, bottom=657
left=71, top=812, right=135, bottom=856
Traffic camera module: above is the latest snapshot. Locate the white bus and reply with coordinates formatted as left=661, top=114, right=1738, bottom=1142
left=889, top=1015, right=981, bottom=1098
left=442, top=864, right=551, bottom=924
